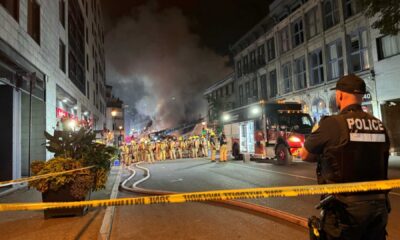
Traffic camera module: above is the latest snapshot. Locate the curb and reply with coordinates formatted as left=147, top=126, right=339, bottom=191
left=0, top=184, right=27, bottom=198
left=98, top=166, right=122, bottom=240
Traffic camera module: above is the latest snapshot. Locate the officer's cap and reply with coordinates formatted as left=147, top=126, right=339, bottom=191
left=330, top=74, right=366, bottom=94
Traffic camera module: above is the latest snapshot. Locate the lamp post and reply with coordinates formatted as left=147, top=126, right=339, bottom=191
left=119, top=125, right=123, bottom=146
left=111, top=110, right=117, bottom=146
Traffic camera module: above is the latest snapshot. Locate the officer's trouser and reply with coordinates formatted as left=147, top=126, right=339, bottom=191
left=220, top=144, right=227, bottom=161
left=320, top=198, right=389, bottom=240
left=161, top=151, right=166, bottom=160
left=178, top=149, right=183, bottom=159
left=211, top=148, right=216, bottom=161
left=202, top=147, right=208, bottom=157
left=169, top=150, right=176, bottom=160
left=133, top=152, right=139, bottom=162
left=149, top=152, right=154, bottom=163
left=126, top=155, right=131, bottom=166
left=192, top=148, right=197, bottom=158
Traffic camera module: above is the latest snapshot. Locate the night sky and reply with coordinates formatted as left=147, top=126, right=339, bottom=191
left=100, top=0, right=269, bottom=55
left=99, top=0, right=270, bottom=130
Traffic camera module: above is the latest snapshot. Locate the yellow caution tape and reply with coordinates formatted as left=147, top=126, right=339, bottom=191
left=0, top=166, right=94, bottom=187
left=0, top=179, right=399, bottom=212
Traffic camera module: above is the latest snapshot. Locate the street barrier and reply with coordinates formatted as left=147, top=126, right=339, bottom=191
left=0, top=178, right=399, bottom=212
left=0, top=166, right=94, bottom=188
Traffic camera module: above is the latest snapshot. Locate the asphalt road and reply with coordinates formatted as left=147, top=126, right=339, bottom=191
left=112, top=158, right=400, bottom=240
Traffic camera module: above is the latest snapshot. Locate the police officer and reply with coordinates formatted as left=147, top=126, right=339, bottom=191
left=301, top=74, right=390, bottom=240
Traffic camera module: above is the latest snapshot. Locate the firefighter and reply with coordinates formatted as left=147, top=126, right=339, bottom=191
left=145, top=141, right=154, bottom=163
left=177, top=137, right=184, bottom=159
left=302, top=75, right=391, bottom=240
left=138, top=139, right=146, bottom=162
left=219, top=132, right=228, bottom=162
left=169, top=139, right=176, bottom=160
left=160, top=140, right=167, bottom=160
left=210, top=133, right=217, bottom=162
left=192, top=136, right=199, bottom=158
left=155, top=141, right=161, bottom=161
left=201, top=136, right=209, bottom=157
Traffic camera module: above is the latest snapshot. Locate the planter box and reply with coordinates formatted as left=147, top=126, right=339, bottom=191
left=42, top=184, right=91, bottom=219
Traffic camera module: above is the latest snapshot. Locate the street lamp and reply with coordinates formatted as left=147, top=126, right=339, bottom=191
left=118, top=125, right=123, bottom=146
left=111, top=110, right=117, bottom=146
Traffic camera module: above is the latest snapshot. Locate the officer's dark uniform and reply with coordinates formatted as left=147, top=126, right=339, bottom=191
left=304, top=75, right=391, bottom=240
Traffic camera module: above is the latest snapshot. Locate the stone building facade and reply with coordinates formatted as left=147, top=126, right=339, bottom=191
left=231, top=0, right=377, bottom=123
left=0, top=0, right=106, bottom=180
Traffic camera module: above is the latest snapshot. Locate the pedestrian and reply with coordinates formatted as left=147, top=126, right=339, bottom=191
left=301, top=74, right=391, bottom=240
left=219, top=132, right=228, bottom=162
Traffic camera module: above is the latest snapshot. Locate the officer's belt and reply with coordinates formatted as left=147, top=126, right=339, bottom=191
left=336, top=193, right=387, bottom=202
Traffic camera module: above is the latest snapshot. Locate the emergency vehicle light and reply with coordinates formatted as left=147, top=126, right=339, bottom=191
left=288, top=136, right=301, bottom=143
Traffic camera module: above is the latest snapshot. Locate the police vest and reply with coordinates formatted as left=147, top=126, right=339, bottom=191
left=319, top=111, right=388, bottom=184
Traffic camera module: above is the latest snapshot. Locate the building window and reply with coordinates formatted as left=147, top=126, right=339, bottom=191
left=239, top=85, right=244, bottom=105
left=59, top=0, right=65, bottom=27
left=245, top=82, right=250, bottom=104
left=59, top=39, right=66, bottom=72
left=86, top=80, right=90, bottom=97
left=294, top=57, right=307, bottom=90
left=266, top=37, right=276, bottom=61
left=292, top=18, right=304, bottom=47
left=27, top=0, right=40, bottom=45
left=324, top=0, right=339, bottom=30
left=225, top=85, right=229, bottom=96
left=231, top=82, right=235, bottom=93
left=86, top=54, right=89, bottom=71
left=327, top=40, right=344, bottom=80
left=282, top=62, right=292, bottom=94
left=377, top=34, right=400, bottom=60
left=257, top=45, right=266, bottom=66
left=260, top=74, right=267, bottom=99
left=86, top=27, right=89, bottom=44
left=343, top=0, right=358, bottom=19
left=0, top=0, right=19, bottom=21
left=250, top=50, right=256, bottom=71
left=268, top=70, right=277, bottom=98
left=306, top=7, right=321, bottom=39
left=236, top=60, right=242, bottom=77
left=279, top=26, right=290, bottom=54
left=243, top=55, right=249, bottom=74
left=252, top=78, right=258, bottom=100
left=309, top=49, right=324, bottom=86
left=349, top=29, right=369, bottom=72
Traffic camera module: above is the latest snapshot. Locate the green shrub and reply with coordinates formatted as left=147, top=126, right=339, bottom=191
left=29, top=129, right=118, bottom=198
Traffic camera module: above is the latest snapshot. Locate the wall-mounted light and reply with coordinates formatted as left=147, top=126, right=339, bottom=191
left=222, top=114, right=230, bottom=122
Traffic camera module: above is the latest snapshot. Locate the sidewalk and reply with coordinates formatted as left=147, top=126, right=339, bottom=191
left=0, top=166, right=121, bottom=240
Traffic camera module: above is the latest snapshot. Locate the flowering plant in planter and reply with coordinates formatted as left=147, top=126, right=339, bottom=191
left=29, top=128, right=117, bottom=217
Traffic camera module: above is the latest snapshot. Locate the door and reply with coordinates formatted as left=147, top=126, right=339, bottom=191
left=0, top=85, right=14, bottom=181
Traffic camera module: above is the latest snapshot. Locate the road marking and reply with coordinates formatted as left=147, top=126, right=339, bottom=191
left=230, top=162, right=317, bottom=181
left=171, top=178, right=184, bottom=183
left=230, top=162, right=400, bottom=197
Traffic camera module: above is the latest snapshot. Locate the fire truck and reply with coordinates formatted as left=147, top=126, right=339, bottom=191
left=221, top=101, right=313, bottom=165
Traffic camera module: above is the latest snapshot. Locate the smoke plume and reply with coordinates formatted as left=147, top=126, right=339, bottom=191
left=105, top=3, right=231, bottom=130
